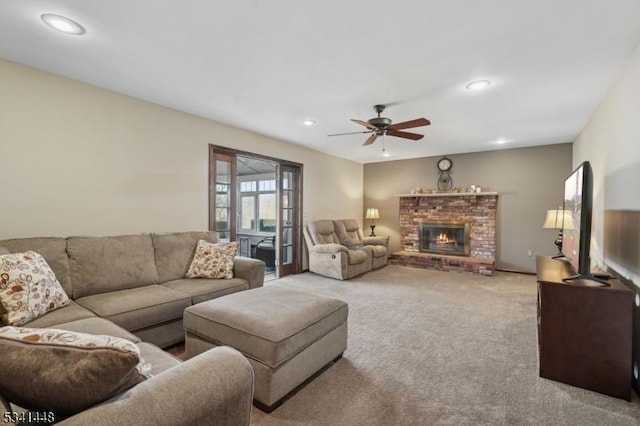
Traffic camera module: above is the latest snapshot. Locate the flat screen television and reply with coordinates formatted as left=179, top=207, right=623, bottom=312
left=561, top=161, right=592, bottom=276
left=560, top=161, right=609, bottom=285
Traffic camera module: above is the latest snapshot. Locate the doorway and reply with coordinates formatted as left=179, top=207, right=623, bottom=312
left=209, top=145, right=303, bottom=279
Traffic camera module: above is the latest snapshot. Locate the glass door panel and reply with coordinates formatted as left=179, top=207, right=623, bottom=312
left=278, top=166, right=299, bottom=276
left=209, top=149, right=236, bottom=243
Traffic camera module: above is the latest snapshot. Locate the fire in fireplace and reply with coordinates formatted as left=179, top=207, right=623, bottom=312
left=419, top=221, right=470, bottom=256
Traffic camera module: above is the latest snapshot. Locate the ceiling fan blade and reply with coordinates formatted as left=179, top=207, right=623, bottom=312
left=388, top=118, right=431, bottom=131
left=363, top=134, right=378, bottom=146
left=327, top=131, right=372, bottom=137
left=387, top=130, right=424, bottom=140
left=351, top=119, right=378, bottom=130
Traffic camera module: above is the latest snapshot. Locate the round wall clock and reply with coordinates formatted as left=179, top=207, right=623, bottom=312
left=437, top=157, right=452, bottom=172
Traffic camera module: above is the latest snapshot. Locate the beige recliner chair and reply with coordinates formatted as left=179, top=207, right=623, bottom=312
left=333, top=219, right=390, bottom=270
left=304, top=219, right=390, bottom=280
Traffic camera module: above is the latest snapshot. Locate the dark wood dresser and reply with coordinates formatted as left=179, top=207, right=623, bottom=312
left=536, top=256, right=633, bottom=400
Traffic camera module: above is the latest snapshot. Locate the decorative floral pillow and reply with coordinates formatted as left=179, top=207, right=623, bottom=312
left=0, top=326, right=152, bottom=417
left=186, top=240, right=238, bottom=279
left=0, top=251, right=70, bottom=326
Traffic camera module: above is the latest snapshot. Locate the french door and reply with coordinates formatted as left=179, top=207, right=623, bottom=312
left=209, top=150, right=236, bottom=242
left=209, top=145, right=302, bottom=277
left=278, top=164, right=301, bottom=276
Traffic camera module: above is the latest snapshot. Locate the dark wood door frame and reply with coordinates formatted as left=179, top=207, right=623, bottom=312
left=208, top=144, right=303, bottom=276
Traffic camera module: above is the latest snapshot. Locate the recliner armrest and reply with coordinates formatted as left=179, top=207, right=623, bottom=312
left=309, top=243, right=348, bottom=254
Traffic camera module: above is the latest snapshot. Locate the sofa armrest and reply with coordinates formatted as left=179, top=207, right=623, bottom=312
left=363, top=236, right=390, bottom=247
left=310, top=243, right=349, bottom=254
left=59, top=346, right=254, bottom=426
left=233, top=257, right=265, bottom=289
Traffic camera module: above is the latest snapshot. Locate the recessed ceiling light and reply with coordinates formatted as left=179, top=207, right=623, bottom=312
left=41, top=14, right=86, bottom=35
left=465, top=80, right=491, bottom=91
left=300, top=119, right=317, bottom=127
left=494, top=137, right=512, bottom=145
left=382, top=149, right=390, bottom=157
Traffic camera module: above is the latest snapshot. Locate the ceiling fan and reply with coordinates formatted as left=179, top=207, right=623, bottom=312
left=328, top=104, right=430, bottom=146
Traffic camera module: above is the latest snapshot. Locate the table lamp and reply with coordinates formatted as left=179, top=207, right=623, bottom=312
left=365, top=208, right=380, bottom=237
left=542, top=208, right=572, bottom=255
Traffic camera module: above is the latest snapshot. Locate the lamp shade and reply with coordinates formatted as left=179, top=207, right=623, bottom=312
left=543, top=209, right=563, bottom=229
left=543, top=209, right=575, bottom=230
left=365, top=208, right=380, bottom=220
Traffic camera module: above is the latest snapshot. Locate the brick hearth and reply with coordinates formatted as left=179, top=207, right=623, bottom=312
left=390, top=193, right=498, bottom=274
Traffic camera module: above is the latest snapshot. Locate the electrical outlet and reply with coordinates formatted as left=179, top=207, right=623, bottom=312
left=527, top=250, right=533, bottom=256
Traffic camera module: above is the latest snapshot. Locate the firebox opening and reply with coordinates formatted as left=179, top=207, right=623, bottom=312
left=419, top=221, right=470, bottom=256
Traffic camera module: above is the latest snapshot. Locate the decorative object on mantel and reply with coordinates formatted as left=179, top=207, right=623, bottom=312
left=395, top=191, right=497, bottom=197
left=542, top=207, right=573, bottom=256
left=365, top=208, right=380, bottom=236
left=437, top=157, right=453, bottom=192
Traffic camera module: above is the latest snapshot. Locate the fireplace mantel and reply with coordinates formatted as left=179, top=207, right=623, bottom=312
left=395, top=192, right=498, bottom=197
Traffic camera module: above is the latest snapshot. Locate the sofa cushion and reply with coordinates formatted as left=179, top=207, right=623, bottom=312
left=307, top=220, right=340, bottom=245
left=0, top=251, right=70, bottom=326
left=52, top=317, right=141, bottom=343
left=25, top=300, right=96, bottom=328
left=0, top=237, right=71, bottom=295
left=68, top=234, right=159, bottom=299
left=76, top=285, right=191, bottom=332
left=162, top=278, right=249, bottom=305
left=186, top=240, right=237, bottom=279
left=0, top=246, right=8, bottom=255
left=0, top=326, right=151, bottom=417
left=138, top=341, right=182, bottom=375
left=347, top=249, right=368, bottom=265
left=369, top=245, right=387, bottom=257
left=151, top=231, right=217, bottom=283
left=333, top=219, right=364, bottom=245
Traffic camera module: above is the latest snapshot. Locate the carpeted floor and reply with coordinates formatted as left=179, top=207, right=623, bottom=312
left=250, top=265, right=640, bottom=425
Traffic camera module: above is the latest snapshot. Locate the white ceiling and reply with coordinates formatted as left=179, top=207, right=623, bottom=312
left=1, top=1, right=640, bottom=164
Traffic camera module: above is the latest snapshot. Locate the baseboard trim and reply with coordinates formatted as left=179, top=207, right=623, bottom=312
left=495, top=268, right=536, bottom=275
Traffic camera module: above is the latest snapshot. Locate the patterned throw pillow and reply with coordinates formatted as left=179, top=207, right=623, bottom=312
left=186, top=240, right=238, bottom=279
left=0, top=251, right=70, bottom=326
left=0, top=326, right=152, bottom=417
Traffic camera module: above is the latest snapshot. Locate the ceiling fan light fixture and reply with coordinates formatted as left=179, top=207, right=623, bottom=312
left=465, top=80, right=491, bottom=91
left=41, top=14, right=86, bottom=35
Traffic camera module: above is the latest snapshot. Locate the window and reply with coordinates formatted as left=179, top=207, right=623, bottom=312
left=259, top=193, right=276, bottom=232
left=239, top=179, right=277, bottom=233
left=258, top=180, right=276, bottom=191
left=240, top=181, right=256, bottom=192
left=241, top=195, right=255, bottom=229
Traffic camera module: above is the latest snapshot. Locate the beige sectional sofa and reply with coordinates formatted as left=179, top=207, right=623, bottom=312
left=304, top=219, right=390, bottom=280
left=0, top=231, right=263, bottom=425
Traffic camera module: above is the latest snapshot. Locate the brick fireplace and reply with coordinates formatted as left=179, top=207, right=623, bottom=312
left=390, top=193, right=498, bottom=274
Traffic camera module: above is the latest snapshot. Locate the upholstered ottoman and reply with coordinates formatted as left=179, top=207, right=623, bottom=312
left=183, top=285, right=348, bottom=412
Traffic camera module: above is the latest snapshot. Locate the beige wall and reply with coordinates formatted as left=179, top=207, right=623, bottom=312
left=574, top=40, right=640, bottom=287
left=364, top=144, right=573, bottom=272
left=0, top=59, right=363, bottom=240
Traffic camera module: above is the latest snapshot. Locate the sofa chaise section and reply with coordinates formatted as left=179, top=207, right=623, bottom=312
left=56, top=346, right=254, bottom=426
